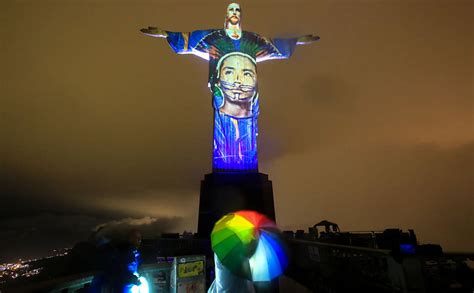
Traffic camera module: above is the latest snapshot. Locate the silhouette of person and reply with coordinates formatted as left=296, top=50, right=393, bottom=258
left=90, top=229, right=143, bottom=293
left=115, top=229, right=142, bottom=292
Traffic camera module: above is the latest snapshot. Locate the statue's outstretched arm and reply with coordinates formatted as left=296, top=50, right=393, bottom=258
left=257, top=33, right=320, bottom=62
left=140, top=27, right=168, bottom=38
left=140, top=28, right=214, bottom=60
left=296, top=34, right=320, bottom=45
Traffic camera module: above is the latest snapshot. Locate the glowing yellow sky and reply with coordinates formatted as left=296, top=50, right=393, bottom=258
left=1, top=0, right=473, bottom=259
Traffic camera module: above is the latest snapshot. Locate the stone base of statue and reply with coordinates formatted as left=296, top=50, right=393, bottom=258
left=197, top=172, right=276, bottom=238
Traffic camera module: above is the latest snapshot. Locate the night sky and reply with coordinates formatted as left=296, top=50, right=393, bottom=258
left=1, top=0, right=473, bottom=263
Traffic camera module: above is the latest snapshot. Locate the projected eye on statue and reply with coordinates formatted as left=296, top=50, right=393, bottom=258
left=140, top=2, right=319, bottom=172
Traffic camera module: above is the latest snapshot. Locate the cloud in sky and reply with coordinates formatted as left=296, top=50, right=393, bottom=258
left=93, top=216, right=183, bottom=242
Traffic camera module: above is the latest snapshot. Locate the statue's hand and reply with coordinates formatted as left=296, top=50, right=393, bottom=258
left=140, top=26, right=167, bottom=38
left=296, top=34, right=320, bottom=45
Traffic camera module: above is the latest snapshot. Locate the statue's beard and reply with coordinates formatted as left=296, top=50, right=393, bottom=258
left=226, top=17, right=240, bottom=28
left=220, top=80, right=256, bottom=103
left=229, top=16, right=239, bottom=25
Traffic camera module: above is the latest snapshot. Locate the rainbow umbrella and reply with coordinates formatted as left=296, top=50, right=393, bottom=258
left=211, top=210, right=288, bottom=282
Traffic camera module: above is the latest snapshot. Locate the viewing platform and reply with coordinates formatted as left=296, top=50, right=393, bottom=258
left=3, top=224, right=473, bottom=292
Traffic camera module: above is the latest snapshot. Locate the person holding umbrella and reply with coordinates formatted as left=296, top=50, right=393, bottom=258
left=208, top=210, right=288, bottom=292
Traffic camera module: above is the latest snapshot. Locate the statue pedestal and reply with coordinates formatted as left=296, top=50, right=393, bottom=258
left=197, top=172, right=276, bottom=237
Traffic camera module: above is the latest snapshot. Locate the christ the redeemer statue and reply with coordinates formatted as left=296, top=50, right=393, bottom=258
left=141, top=3, right=319, bottom=172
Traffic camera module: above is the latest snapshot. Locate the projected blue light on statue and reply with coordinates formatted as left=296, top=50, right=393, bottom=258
left=141, top=3, right=319, bottom=172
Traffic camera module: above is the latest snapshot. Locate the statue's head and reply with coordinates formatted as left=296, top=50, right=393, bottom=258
left=217, top=52, right=257, bottom=107
left=225, top=3, right=241, bottom=27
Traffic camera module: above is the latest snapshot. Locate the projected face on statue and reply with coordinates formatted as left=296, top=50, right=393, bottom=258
left=218, top=54, right=257, bottom=118
left=226, top=3, right=241, bottom=26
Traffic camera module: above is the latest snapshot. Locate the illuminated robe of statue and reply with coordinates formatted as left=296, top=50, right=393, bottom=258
left=165, top=30, right=297, bottom=172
